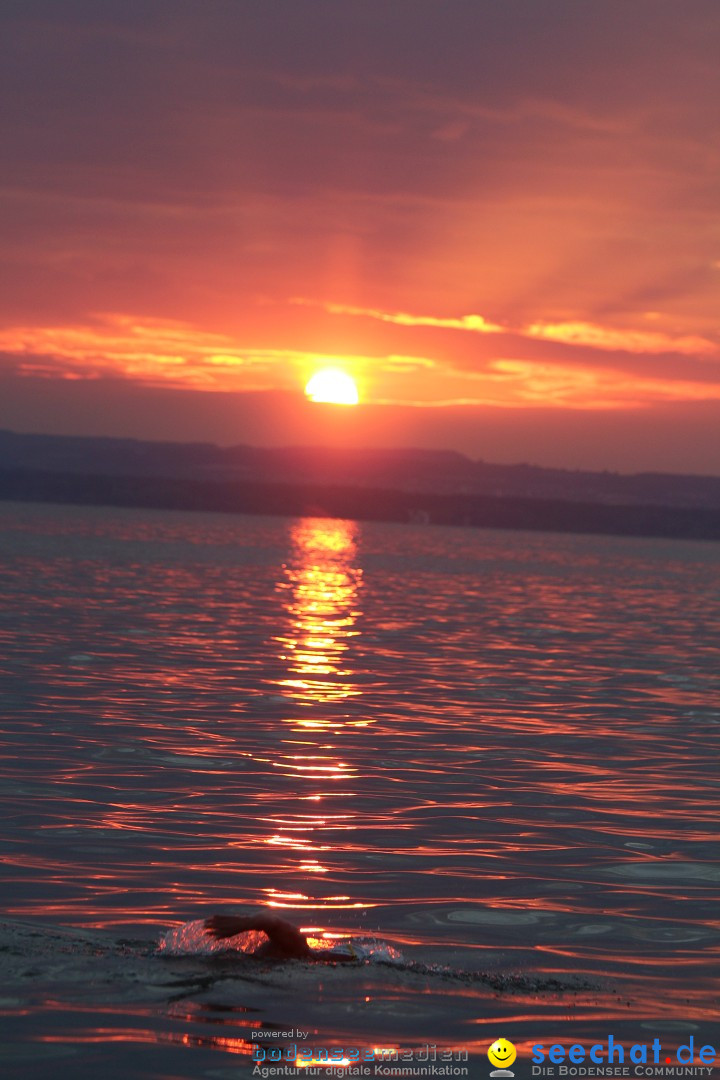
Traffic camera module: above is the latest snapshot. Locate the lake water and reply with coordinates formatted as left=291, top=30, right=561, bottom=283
left=0, top=501, right=718, bottom=1079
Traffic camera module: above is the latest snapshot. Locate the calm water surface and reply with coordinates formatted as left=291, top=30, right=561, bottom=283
left=0, top=502, right=718, bottom=1077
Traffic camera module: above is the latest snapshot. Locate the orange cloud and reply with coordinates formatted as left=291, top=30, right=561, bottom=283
left=488, top=359, right=720, bottom=408
left=295, top=299, right=719, bottom=361
left=0, top=315, right=318, bottom=389
left=3, top=312, right=720, bottom=414
left=292, top=299, right=505, bottom=334
left=366, top=359, right=720, bottom=410
left=524, top=320, right=718, bottom=357
left=0, top=313, right=438, bottom=395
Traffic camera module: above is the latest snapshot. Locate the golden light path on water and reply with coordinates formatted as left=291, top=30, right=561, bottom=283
left=262, top=518, right=369, bottom=915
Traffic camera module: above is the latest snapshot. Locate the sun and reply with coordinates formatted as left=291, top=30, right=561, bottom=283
left=305, top=367, right=359, bottom=406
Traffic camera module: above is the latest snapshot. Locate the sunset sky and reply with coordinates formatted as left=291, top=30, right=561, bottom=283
left=1, top=0, right=719, bottom=472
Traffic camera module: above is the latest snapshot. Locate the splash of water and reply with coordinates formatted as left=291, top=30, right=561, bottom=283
left=158, top=919, right=264, bottom=956
left=157, top=919, right=404, bottom=964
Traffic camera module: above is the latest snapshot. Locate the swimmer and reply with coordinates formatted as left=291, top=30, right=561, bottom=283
left=204, top=913, right=358, bottom=962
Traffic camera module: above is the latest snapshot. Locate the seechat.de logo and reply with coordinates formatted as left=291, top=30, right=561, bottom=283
left=488, top=1038, right=517, bottom=1077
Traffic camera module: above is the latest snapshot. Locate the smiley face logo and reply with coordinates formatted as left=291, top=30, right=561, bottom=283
left=488, top=1038, right=517, bottom=1071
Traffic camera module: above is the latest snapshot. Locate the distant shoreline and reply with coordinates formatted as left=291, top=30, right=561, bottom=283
left=1, top=468, right=719, bottom=542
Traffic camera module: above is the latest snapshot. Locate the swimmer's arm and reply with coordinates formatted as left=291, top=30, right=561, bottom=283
left=204, top=914, right=358, bottom=962
left=205, top=913, right=311, bottom=957
left=205, top=915, right=270, bottom=940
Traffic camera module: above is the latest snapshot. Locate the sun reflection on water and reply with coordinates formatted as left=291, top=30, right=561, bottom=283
left=259, top=518, right=370, bottom=914
left=274, top=517, right=363, bottom=706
